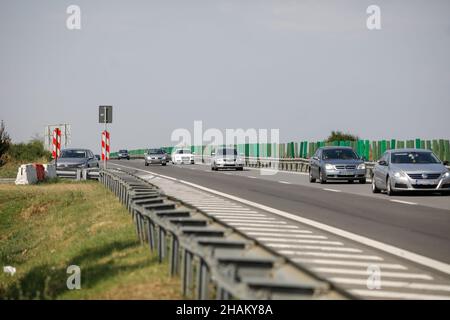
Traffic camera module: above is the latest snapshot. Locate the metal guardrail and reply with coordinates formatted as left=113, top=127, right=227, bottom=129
left=56, top=168, right=100, bottom=180
left=99, top=168, right=350, bottom=300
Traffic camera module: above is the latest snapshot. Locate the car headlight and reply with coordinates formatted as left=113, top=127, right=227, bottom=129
left=357, top=163, right=366, bottom=170
left=444, top=172, right=450, bottom=178
left=80, top=162, right=88, bottom=168
left=394, top=171, right=405, bottom=178
left=325, top=164, right=335, bottom=170
left=216, top=159, right=224, bottom=163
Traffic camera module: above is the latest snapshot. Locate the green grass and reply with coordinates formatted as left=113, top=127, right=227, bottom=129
left=0, top=181, right=181, bottom=299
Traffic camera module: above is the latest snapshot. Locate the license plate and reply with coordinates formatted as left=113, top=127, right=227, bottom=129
left=416, top=179, right=434, bottom=185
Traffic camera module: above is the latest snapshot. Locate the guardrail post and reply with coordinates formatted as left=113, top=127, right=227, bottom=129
left=182, top=249, right=193, bottom=297
left=169, top=234, right=179, bottom=276
left=196, top=259, right=209, bottom=300
left=158, top=227, right=166, bottom=262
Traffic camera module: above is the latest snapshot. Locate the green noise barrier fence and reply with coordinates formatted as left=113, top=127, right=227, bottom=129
left=111, top=138, right=450, bottom=162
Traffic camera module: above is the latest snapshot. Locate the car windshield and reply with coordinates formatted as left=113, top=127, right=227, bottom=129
left=391, top=152, right=440, bottom=164
left=60, top=150, right=87, bottom=158
left=216, top=148, right=238, bottom=156
left=176, top=149, right=191, bottom=154
left=322, top=149, right=358, bottom=160
left=148, top=149, right=164, bottom=154
left=119, top=150, right=127, bottom=153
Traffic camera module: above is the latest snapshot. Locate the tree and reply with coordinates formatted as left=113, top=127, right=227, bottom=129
left=326, top=130, right=359, bottom=142
left=0, top=120, right=11, bottom=163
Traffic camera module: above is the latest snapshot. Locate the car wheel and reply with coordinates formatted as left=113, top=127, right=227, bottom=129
left=237, top=167, right=243, bottom=171
left=360, top=178, right=366, bottom=184
left=161, top=163, right=166, bottom=166
left=386, top=177, right=396, bottom=196
left=309, top=169, right=316, bottom=183
left=319, top=170, right=327, bottom=184
left=347, top=180, right=354, bottom=184
left=372, top=177, right=380, bottom=193
left=145, top=161, right=148, bottom=166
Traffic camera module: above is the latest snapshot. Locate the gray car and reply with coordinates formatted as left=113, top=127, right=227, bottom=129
left=309, top=146, right=366, bottom=184
left=55, top=148, right=99, bottom=170
left=144, top=148, right=167, bottom=166
left=211, top=147, right=244, bottom=171
left=372, top=149, right=450, bottom=196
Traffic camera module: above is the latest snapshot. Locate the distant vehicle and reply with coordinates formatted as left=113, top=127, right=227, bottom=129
left=172, top=148, right=194, bottom=165
left=94, top=154, right=101, bottom=160
left=309, top=146, right=366, bottom=184
left=372, top=149, right=450, bottom=196
left=211, top=147, right=244, bottom=171
left=55, top=148, right=99, bottom=170
left=145, top=148, right=167, bottom=166
left=117, top=149, right=130, bottom=160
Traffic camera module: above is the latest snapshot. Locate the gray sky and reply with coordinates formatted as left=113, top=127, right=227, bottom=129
left=1, top=0, right=449, bottom=153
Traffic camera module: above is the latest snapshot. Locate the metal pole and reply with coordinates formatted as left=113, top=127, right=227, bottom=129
left=104, top=106, right=107, bottom=170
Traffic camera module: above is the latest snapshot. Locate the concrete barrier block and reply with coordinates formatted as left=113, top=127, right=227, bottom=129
left=43, top=164, right=57, bottom=179
left=15, top=164, right=38, bottom=185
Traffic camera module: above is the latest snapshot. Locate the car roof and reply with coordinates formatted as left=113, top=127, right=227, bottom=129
left=386, top=148, right=433, bottom=153
left=62, top=148, right=89, bottom=152
left=319, top=146, right=353, bottom=150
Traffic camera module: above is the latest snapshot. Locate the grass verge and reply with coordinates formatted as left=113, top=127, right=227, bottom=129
left=0, top=181, right=181, bottom=299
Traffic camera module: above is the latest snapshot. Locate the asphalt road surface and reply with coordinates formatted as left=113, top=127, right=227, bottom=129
left=109, top=159, right=450, bottom=299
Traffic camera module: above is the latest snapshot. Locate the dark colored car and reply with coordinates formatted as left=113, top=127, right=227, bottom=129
left=309, top=146, right=366, bottom=184
left=117, top=149, right=130, bottom=160
left=55, top=148, right=99, bottom=170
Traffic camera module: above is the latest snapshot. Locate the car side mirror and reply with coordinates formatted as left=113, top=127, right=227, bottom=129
left=444, top=160, right=449, bottom=166
left=312, top=156, right=319, bottom=161
left=378, top=160, right=387, bottom=166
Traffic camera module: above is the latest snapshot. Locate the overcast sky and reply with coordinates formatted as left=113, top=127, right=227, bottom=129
left=1, top=0, right=449, bottom=153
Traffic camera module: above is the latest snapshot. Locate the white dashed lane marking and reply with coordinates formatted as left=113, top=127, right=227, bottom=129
left=390, top=199, right=418, bottom=205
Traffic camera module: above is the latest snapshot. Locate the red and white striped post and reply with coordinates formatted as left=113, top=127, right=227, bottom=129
left=52, top=128, right=61, bottom=159
left=101, top=130, right=110, bottom=167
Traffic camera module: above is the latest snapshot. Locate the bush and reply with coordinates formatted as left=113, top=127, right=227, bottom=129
left=0, top=121, right=11, bottom=165
left=8, top=139, right=52, bottom=162
left=326, top=130, right=359, bottom=142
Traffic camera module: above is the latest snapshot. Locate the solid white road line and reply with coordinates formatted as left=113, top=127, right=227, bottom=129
left=220, top=219, right=286, bottom=224
left=208, top=213, right=267, bottom=217
left=229, top=223, right=297, bottom=228
left=323, top=188, right=342, bottom=193
left=256, top=238, right=343, bottom=245
left=330, top=278, right=450, bottom=292
left=267, top=244, right=362, bottom=253
left=349, top=290, right=450, bottom=300
left=390, top=199, right=418, bottom=205
left=206, top=210, right=260, bottom=214
left=237, top=228, right=310, bottom=233
left=256, top=235, right=328, bottom=240
left=297, top=260, right=407, bottom=270
left=211, top=215, right=275, bottom=220
left=287, top=252, right=384, bottom=260
left=110, top=162, right=450, bottom=276
left=313, top=268, right=433, bottom=280
left=278, top=181, right=291, bottom=184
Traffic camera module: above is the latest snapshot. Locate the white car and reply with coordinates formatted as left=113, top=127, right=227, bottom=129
left=172, top=148, right=195, bottom=165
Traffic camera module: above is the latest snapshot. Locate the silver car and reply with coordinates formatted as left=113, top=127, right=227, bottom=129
left=372, top=149, right=450, bottom=196
left=309, top=147, right=367, bottom=184
left=55, top=148, right=99, bottom=170
left=144, top=148, right=167, bottom=166
left=211, top=147, right=244, bottom=171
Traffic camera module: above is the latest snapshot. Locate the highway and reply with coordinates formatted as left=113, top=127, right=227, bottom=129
left=109, top=159, right=450, bottom=299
